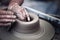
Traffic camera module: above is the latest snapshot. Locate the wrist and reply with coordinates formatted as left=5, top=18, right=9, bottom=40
left=8, top=2, right=18, bottom=10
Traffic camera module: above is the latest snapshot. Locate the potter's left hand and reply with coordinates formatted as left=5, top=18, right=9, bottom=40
left=8, top=3, right=30, bottom=21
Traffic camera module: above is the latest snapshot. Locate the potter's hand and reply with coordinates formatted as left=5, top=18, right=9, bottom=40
left=8, top=3, right=30, bottom=21
left=0, top=10, right=16, bottom=26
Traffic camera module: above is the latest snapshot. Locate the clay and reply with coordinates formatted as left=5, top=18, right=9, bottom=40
left=13, top=19, right=55, bottom=40
left=10, top=13, right=55, bottom=40
left=14, top=13, right=40, bottom=34
left=0, top=17, right=55, bottom=40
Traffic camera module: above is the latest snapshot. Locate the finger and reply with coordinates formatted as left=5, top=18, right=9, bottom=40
left=18, top=7, right=26, bottom=18
left=0, top=19, right=15, bottom=23
left=21, top=8, right=26, bottom=18
left=0, top=23, right=11, bottom=26
left=24, top=9, right=29, bottom=17
left=0, top=10, right=14, bottom=15
left=24, top=9, right=30, bottom=21
left=14, top=8, right=25, bottom=20
left=17, top=13, right=25, bottom=20
left=17, top=8, right=27, bottom=20
left=0, top=15, right=16, bottom=19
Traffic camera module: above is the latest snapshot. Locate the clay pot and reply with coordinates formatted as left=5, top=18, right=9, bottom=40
left=0, top=7, right=55, bottom=40
left=13, top=13, right=55, bottom=40
left=14, top=13, right=40, bottom=34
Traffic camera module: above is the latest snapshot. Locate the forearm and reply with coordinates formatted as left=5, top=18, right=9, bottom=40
left=9, top=0, right=24, bottom=6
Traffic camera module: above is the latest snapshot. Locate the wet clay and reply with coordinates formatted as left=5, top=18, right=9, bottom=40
left=14, top=13, right=40, bottom=34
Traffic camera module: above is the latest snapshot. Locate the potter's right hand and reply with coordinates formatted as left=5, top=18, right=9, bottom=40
left=8, top=3, right=30, bottom=21
left=0, top=10, right=16, bottom=27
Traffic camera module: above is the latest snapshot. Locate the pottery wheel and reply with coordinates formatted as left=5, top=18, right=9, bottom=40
left=0, top=19, right=55, bottom=40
